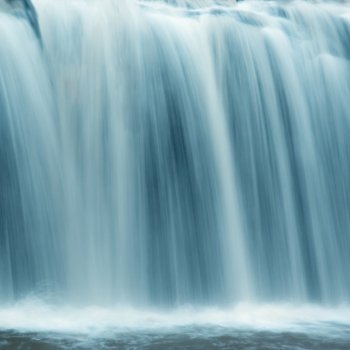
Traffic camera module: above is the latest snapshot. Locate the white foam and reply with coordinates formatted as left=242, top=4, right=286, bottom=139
left=0, top=300, right=349, bottom=337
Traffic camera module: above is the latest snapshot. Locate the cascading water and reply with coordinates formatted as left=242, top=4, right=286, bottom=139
left=1, top=0, right=350, bottom=347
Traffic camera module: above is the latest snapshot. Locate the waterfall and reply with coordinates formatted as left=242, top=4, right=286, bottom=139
left=1, top=0, right=350, bottom=310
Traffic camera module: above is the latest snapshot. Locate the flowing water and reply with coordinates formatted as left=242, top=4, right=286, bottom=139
left=0, top=0, right=350, bottom=348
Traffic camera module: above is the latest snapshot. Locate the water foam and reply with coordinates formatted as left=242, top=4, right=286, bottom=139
left=0, top=300, right=349, bottom=337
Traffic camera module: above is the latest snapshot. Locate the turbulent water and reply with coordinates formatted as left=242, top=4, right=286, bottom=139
left=1, top=0, right=350, bottom=347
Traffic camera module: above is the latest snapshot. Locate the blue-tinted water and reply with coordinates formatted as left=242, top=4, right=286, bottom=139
left=0, top=0, right=350, bottom=347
